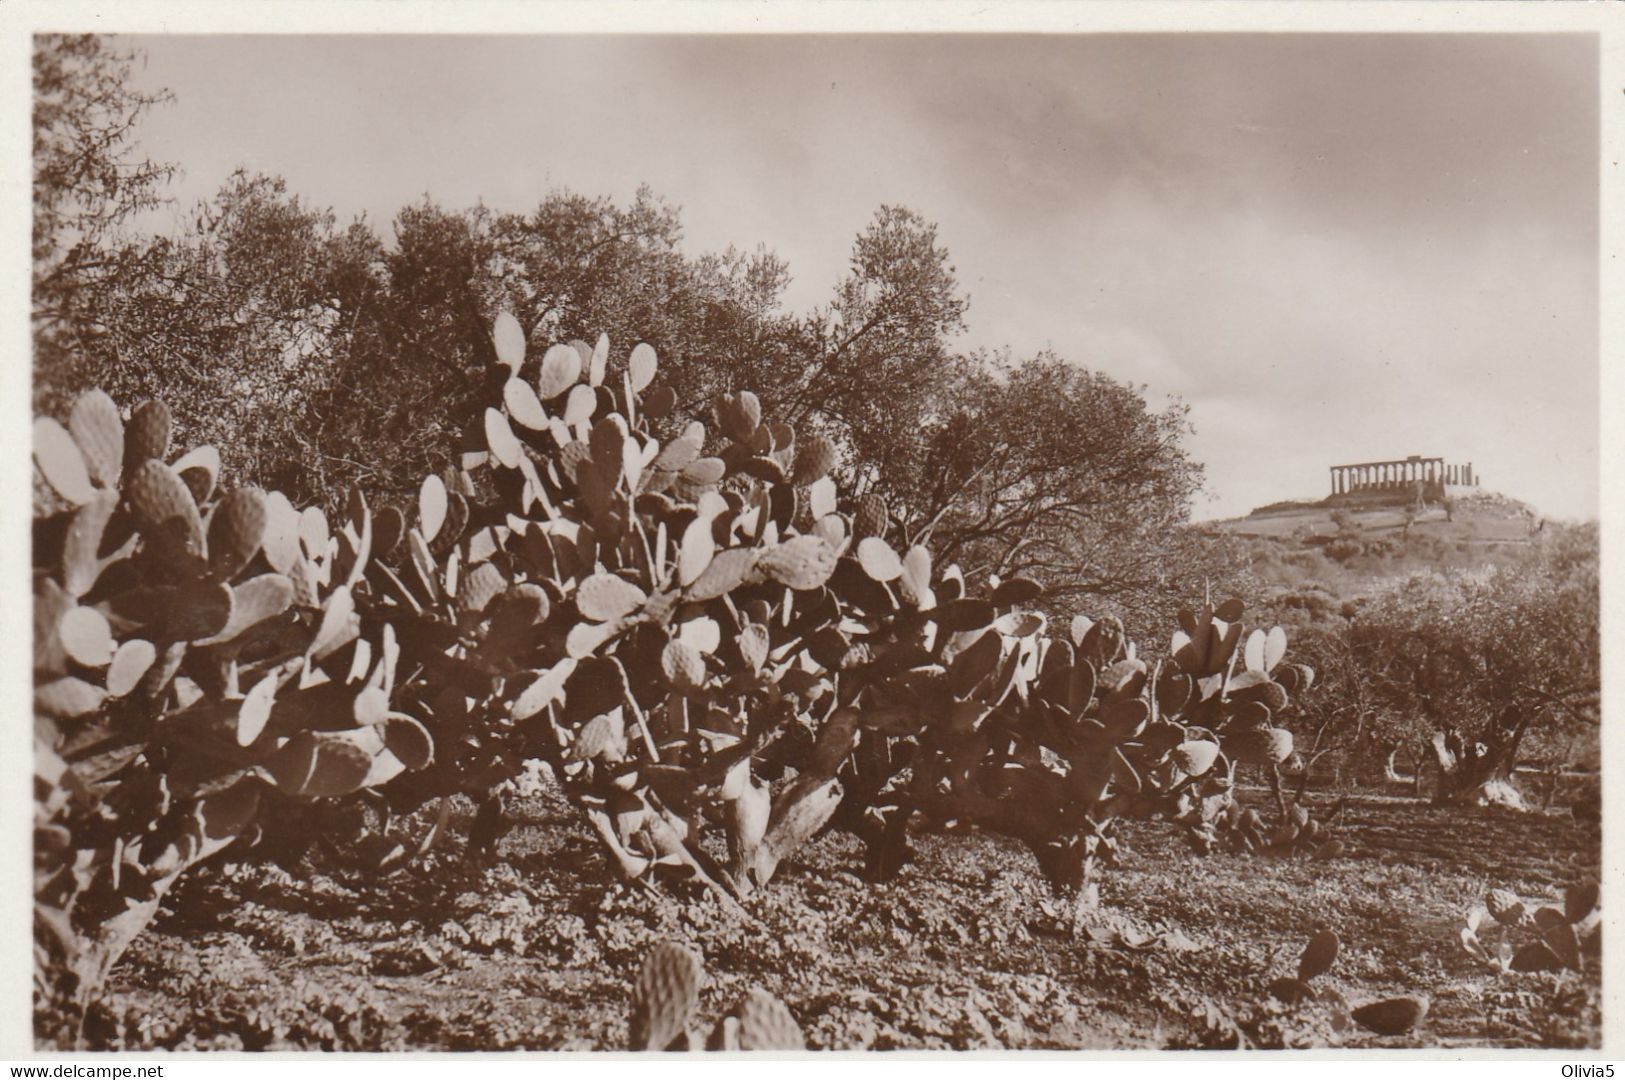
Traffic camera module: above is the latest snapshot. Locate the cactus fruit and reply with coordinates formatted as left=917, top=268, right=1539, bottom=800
left=1351, top=996, right=1427, bottom=1036
left=629, top=942, right=702, bottom=1051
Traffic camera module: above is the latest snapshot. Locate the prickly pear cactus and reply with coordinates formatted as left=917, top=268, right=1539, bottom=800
left=352, top=315, right=1318, bottom=907
left=358, top=317, right=873, bottom=901
left=629, top=942, right=702, bottom=1050
left=630, top=942, right=803, bottom=1052
left=33, top=390, right=435, bottom=1028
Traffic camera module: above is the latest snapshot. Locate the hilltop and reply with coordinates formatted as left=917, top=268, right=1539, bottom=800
left=1206, top=490, right=1544, bottom=615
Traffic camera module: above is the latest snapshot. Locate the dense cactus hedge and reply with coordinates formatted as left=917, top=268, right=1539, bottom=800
left=33, top=316, right=1313, bottom=1024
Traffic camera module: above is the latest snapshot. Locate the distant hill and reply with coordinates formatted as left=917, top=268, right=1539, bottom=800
left=1204, top=490, right=1543, bottom=618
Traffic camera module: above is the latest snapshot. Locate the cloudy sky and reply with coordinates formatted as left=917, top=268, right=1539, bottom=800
left=121, top=33, right=1599, bottom=521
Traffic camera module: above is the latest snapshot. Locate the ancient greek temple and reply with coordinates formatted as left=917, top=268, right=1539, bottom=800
left=1328, top=455, right=1477, bottom=497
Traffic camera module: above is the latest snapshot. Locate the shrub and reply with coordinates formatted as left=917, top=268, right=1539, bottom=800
left=33, top=318, right=1317, bottom=1038
left=33, top=392, right=434, bottom=1037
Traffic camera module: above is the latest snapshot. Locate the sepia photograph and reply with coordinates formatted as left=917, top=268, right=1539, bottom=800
left=21, top=10, right=1610, bottom=1055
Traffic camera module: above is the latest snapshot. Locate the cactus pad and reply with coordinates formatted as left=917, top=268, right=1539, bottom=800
left=851, top=494, right=888, bottom=541
left=61, top=492, right=120, bottom=598
left=503, top=378, right=549, bottom=430
left=58, top=606, right=115, bottom=667
left=1486, top=889, right=1527, bottom=926
left=172, top=445, right=221, bottom=504
left=123, top=398, right=172, bottom=469
left=629, top=942, right=702, bottom=1050
left=792, top=433, right=837, bottom=485
left=577, top=572, right=648, bottom=622
left=1171, top=740, right=1219, bottom=777
left=661, top=639, right=706, bottom=690
left=105, top=638, right=157, bottom=698
left=758, top=535, right=838, bottom=591
left=732, top=988, right=805, bottom=1050
left=208, top=488, right=268, bottom=582
left=1565, top=879, right=1599, bottom=922
left=1297, top=929, right=1340, bottom=981
left=34, top=418, right=95, bottom=506
left=537, top=343, right=583, bottom=400
left=68, top=389, right=125, bottom=488
left=125, top=460, right=204, bottom=554
left=629, top=342, right=658, bottom=393
left=1350, top=996, right=1427, bottom=1036
left=493, top=311, right=527, bottom=374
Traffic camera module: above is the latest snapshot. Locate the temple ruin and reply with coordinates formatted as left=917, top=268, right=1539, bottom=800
left=1328, top=455, right=1479, bottom=500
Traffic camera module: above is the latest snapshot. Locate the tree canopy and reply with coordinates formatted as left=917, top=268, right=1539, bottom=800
left=33, top=35, right=1238, bottom=619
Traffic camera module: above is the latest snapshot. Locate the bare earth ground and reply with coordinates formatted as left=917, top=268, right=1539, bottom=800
left=75, top=782, right=1600, bottom=1052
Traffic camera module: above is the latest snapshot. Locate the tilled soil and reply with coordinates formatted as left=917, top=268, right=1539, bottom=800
left=70, top=783, right=1601, bottom=1051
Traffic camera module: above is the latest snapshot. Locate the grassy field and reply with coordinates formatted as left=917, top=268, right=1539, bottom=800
left=72, top=778, right=1600, bottom=1052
